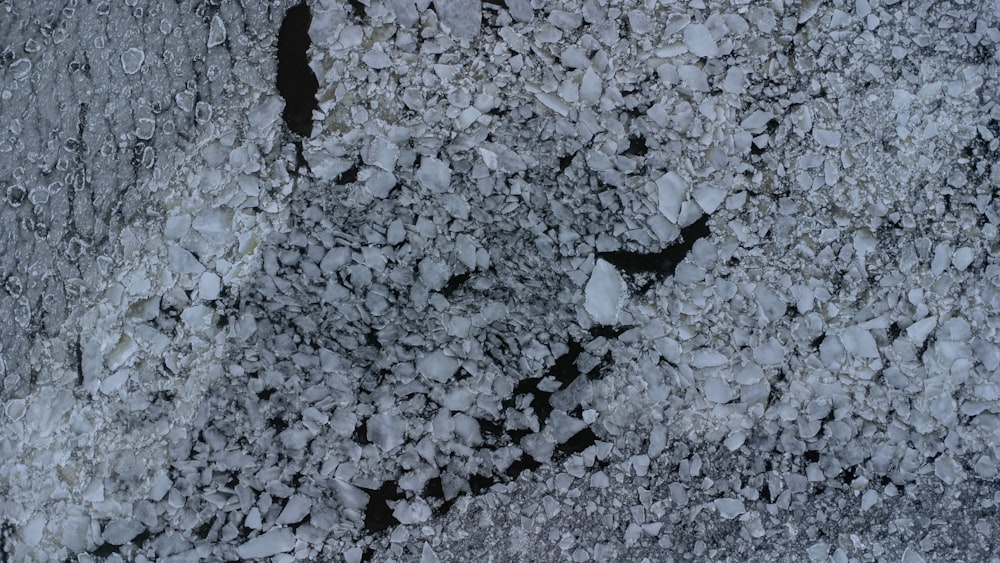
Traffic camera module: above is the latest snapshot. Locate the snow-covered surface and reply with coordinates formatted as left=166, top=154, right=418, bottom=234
left=3, top=0, right=1000, bottom=561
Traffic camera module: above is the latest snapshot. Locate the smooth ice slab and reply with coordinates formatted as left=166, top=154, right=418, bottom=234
left=585, top=259, right=626, bottom=325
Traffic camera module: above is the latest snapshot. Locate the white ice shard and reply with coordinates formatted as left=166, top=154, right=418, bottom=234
left=585, top=259, right=625, bottom=325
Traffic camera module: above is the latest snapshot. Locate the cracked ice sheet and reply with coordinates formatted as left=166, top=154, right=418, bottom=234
left=5, top=0, right=1000, bottom=561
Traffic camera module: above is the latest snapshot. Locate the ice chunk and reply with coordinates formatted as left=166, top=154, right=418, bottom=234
left=678, top=65, right=709, bottom=91
left=860, top=489, right=878, bottom=511
left=367, top=412, right=407, bottom=451
left=393, top=499, right=432, bottom=524
left=417, top=351, right=460, bottom=383
left=952, top=247, right=975, bottom=271
left=906, top=316, right=937, bottom=346
left=276, top=495, right=312, bottom=525
left=581, top=68, right=603, bottom=103
left=121, top=48, right=145, bottom=75
left=168, top=245, right=205, bottom=274
left=841, top=326, right=879, bottom=358
left=208, top=15, right=227, bottom=48
left=585, top=259, right=625, bottom=325
left=103, top=520, right=145, bottom=545
left=421, top=543, right=441, bottom=563
left=657, top=171, right=688, bottom=223
left=416, top=157, right=452, bottom=193
left=704, top=377, right=735, bottom=403
left=722, top=67, right=746, bottom=94
left=23, top=514, right=45, bottom=546
left=199, top=272, right=221, bottom=301
left=934, top=454, right=965, bottom=485
left=714, top=498, right=745, bottom=519
left=434, top=0, right=481, bottom=40
left=418, top=257, right=451, bottom=291
left=693, top=185, right=725, bottom=214
left=740, top=110, right=774, bottom=132
left=363, top=138, right=399, bottom=172
left=684, top=24, right=719, bottom=57
left=237, top=528, right=296, bottom=559
left=363, top=50, right=393, bottom=69
left=813, top=129, right=842, bottom=148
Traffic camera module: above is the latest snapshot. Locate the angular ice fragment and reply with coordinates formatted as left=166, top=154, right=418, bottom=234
left=199, top=272, right=221, bottom=301
left=934, top=454, right=965, bottom=485
left=657, top=171, right=688, bottom=223
left=433, top=0, right=481, bottom=40
left=393, top=499, right=432, bottom=524
left=678, top=65, right=709, bottom=91
left=418, top=257, right=451, bottom=291
left=417, top=350, right=460, bottom=383
left=585, top=259, right=625, bottom=325
left=421, top=542, right=442, bottom=563
left=683, top=24, right=719, bottom=57
left=103, top=519, right=145, bottom=545
left=416, top=157, right=452, bottom=193
left=535, top=92, right=570, bottom=116
left=168, top=245, right=205, bottom=274
left=23, top=514, right=45, bottom=546
left=703, top=377, right=735, bottom=403
left=714, top=498, right=745, bottom=519
left=860, top=489, right=878, bottom=511
left=906, top=316, right=937, bottom=346
left=276, top=495, right=312, bottom=525
left=813, top=129, right=842, bottom=148
left=740, top=110, right=774, bottom=132
left=580, top=68, right=603, bottom=104
left=363, top=138, right=399, bottom=171
left=121, top=48, right=145, bottom=75
left=208, top=15, right=227, bottom=48
left=249, top=97, right=283, bottom=131
left=840, top=326, right=879, bottom=358
left=237, top=528, right=296, bottom=559
left=362, top=50, right=393, bottom=69
left=456, top=234, right=478, bottom=270
left=722, top=67, right=746, bottom=94
left=692, top=185, right=725, bottom=214
left=367, top=412, right=407, bottom=452
left=952, top=247, right=975, bottom=271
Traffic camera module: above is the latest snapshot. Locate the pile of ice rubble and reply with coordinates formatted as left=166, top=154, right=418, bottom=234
left=3, top=0, right=1000, bottom=561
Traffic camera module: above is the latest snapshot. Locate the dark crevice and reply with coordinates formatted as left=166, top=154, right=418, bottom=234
left=441, top=272, right=472, bottom=297
left=360, top=481, right=403, bottom=533
left=557, top=427, right=598, bottom=456
left=347, top=0, right=367, bottom=19
left=596, top=214, right=711, bottom=291
left=277, top=2, right=319, bottom=137
left=336, top=162, right=359, bottom=185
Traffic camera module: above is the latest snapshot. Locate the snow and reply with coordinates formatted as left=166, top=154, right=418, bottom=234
left=585, top=259, right=626, bottom=325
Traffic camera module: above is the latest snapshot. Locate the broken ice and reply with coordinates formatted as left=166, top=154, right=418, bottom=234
left=585, top=259, right=626, bottom=325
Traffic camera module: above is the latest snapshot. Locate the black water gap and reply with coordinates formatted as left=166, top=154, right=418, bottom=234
left=596, top=214, right=711, bottom=292
left=277, top=2, right=319, bottom=137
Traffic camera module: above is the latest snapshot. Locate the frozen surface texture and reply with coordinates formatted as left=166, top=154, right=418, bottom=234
left=3, top=0, right=1000, bottom=561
